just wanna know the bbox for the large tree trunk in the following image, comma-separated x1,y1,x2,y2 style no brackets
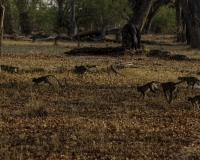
187,1,200,49
57,2,64,29
54,0,71,34
0,3,5,72
100,23,106,40
143,0,166,34
121,0,154,49
70,0,76,35
176,0,186,42
75,28,121,39
186,21,190,44
130,0,154,32
15,0,39,36
4,0,13,34
180,0,200,49
122,23,138,49
19,12,31,36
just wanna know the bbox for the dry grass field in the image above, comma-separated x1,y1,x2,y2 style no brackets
1,34,200,159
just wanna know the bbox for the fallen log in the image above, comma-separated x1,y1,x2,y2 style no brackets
147,49,170,58
49,25,72,44
30,32,51,42
169,54,190,61
64,47,126,56
75,30,100,39
74,28,121,39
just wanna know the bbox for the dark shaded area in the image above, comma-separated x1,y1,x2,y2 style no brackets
1,65,19,73
74,28,121,39
147,49,191,61
30,32,51,42
64,47,126,56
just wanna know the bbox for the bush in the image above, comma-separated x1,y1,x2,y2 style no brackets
151,5,176,33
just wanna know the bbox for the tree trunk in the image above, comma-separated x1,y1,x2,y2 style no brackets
70,0,76,36
19,12,31,36
176,0,186,42
75,28,121,39
130,0,154,32
121,0,153,49
55,0,71,32
14,0,38,36
100,23,106,40
57,3,63,29
0,3,5,72
180,0,200,49
143,0,166,34
143,12,154,34
122,23,138,49
186,21,190,44
0,4,4,54
4,1,13,34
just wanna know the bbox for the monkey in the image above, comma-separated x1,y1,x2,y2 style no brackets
161,81,184,104
188,95,200,110
1,65,19,73
7,66,19,73
178,76,200,90
86,64,97,69
32,75,63,88
107,65,125,77
74,65,92,76
137,81,160,99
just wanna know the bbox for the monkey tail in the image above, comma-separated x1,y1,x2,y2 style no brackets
86,68,93,73
63,77,67,86
196,80,200,86
110,65,125,77
47,75,63,88
177,77,184,81
174,81,184,85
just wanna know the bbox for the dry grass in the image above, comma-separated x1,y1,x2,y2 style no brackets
1,35,200,159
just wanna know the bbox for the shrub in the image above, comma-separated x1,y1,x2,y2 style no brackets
151,5,176,33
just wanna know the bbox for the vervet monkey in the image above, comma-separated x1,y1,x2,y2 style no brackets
32,75,63,88
161,81,183,104
137,81,160,99
74,65,92,76
178,76,200,89
188,95,200,110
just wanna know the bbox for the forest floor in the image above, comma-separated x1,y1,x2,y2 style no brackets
1,34,200,159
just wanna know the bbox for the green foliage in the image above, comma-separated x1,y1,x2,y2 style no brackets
53,0,71,31
151,5,176,33
2,0,131,34
2,0,177,34
77,0,132,30
33,1,57,32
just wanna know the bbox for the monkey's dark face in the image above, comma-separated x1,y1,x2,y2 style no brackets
137,87,140,92
188,97,192,102
32,78,37,82
178,77,182,80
